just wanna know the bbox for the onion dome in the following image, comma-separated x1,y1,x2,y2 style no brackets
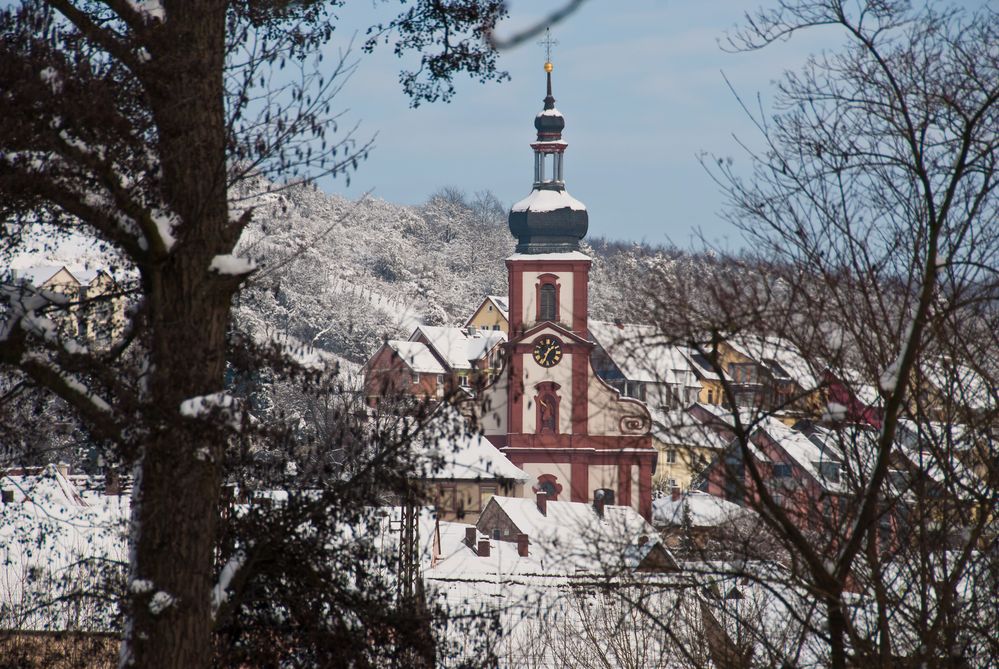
508,61,588,254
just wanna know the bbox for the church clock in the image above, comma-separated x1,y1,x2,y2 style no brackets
532,335,563,368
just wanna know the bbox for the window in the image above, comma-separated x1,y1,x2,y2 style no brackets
438,486,456,512
458,375,469,387
479,485,496,510
411,373,420,385
492,528,501,540
773,463,792,478
666,449,677,464
707,389,713,404
539,283,556,321
667,478,678,489
492,324,500,330
436,374,444,385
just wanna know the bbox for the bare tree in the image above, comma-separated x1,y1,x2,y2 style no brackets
619,1,998,667
0,1,511,666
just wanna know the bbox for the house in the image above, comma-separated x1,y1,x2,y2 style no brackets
363,326,506,406
652,489,756,549
463,295,509,334
588,319,701,410
7,265,124,348
649,409,731,492
681,334,821,419
703,417,849,537
415,424,530,523
439,492,677,576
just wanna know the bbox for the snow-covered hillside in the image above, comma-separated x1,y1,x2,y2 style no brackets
230,180,700,364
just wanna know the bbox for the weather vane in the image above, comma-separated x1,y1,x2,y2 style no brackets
538,27,558,69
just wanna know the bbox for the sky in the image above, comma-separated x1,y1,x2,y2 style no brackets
316,0,852,250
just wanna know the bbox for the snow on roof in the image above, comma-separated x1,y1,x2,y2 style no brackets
510,188,587,213
922,357,994,411
757,418,845,493
485,295,509,320
412,325,506,370
725,334,817,389
649,409,731,450
653,491,754,528
589,320,698,386
387,340,446,374
487,496,662,573
506,250,592,262
536,107,563,118
420,431,529,482
0,471,128,631
681,348,722,381
11,265,72,287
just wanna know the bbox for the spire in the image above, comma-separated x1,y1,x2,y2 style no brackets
507,37,588,254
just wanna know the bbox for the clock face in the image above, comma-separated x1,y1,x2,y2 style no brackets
532,335,563,368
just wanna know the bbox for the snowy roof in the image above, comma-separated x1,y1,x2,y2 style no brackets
680,348,722,381
725,334,817,389
387,340,446,374
486,496,663,573
506,250,592,262
589,320,698,386
420,431,530,482
653,491,754,528
922,357,994,411
411,325,506,371
0,470,128,632
536,107,563,118
510,188,587,214
481,295,510,321
756,418,845,493
649,409,731,450
10,265,74,287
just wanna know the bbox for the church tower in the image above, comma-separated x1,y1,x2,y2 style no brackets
480,54,656,520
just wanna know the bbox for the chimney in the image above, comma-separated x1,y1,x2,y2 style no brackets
1,489,14,504
536,491,547,516
465,527,477,549
477,539,490,557
593,489,606,518
671,486,681,502
56,461,70,478
638,535,648,547
516,533,529,557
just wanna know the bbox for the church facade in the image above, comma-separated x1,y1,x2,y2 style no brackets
479,62,656,520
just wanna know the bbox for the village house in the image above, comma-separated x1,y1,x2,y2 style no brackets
8,265,124,347
702,417,851,538
463,295,509,335
363,325,506,406
652,488,756,550
416,424,530,523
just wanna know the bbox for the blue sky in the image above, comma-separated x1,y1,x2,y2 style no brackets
316,1,974,249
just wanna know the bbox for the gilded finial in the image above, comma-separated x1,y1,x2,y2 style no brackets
544,61,553,73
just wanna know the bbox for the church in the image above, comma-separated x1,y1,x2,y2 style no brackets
477,59,657,520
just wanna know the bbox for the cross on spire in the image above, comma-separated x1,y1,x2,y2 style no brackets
538,27,558,65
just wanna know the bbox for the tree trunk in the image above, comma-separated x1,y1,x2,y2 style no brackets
123,2,233,666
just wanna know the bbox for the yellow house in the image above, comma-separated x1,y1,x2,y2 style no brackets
11,265,125,348
650,412,730,492
463,295,509,335
681,334,823,422
419,429,529,523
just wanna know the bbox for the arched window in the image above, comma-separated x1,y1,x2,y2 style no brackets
539,283,556,321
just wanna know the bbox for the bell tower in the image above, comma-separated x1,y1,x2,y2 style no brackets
479,45,657,520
